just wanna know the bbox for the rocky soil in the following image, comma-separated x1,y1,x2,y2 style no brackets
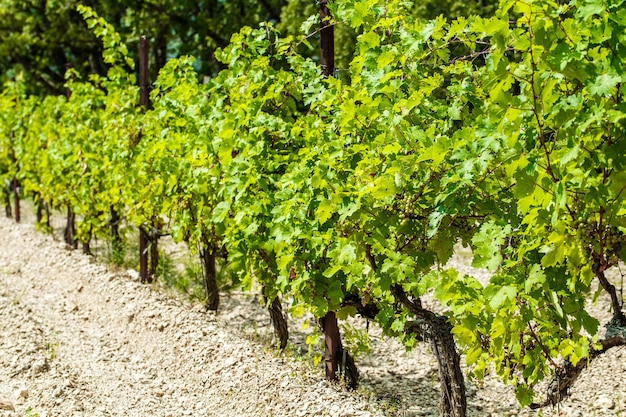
0,214,625,417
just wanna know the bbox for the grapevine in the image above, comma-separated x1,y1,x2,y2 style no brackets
1,1,626,415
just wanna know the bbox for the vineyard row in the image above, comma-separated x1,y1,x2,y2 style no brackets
1,1,626,416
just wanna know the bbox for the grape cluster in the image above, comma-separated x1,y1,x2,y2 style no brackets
392,192,425,229
579,220,624,259
396,192,420,220
605,227,623,258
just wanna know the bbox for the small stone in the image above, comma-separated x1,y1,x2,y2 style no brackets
0,398,15,411
595,395,615,410
18,388,29,398
559,406,583,417
224,356,238,367
30,358,49,376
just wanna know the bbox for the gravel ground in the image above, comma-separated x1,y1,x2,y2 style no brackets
0,214,624,417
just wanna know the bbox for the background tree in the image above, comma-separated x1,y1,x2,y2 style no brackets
0,0,287,94
0,0,497,94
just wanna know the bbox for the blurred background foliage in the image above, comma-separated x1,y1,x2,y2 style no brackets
0,0,497,94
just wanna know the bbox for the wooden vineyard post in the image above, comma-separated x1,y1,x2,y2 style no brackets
12,176,19,223
64,65,77,248
138,35,158,283
139,35,150,108
149,227,159,279
9,131,20,223
320,0,334,79
320,0,339,383
138,35,150,283
139,226,149,283
318,0,358,386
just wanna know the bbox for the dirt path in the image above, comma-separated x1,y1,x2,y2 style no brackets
0,216,624,417
0,218,380,417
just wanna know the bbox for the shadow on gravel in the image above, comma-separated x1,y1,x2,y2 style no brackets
359,373,441,416
218,293,448,417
